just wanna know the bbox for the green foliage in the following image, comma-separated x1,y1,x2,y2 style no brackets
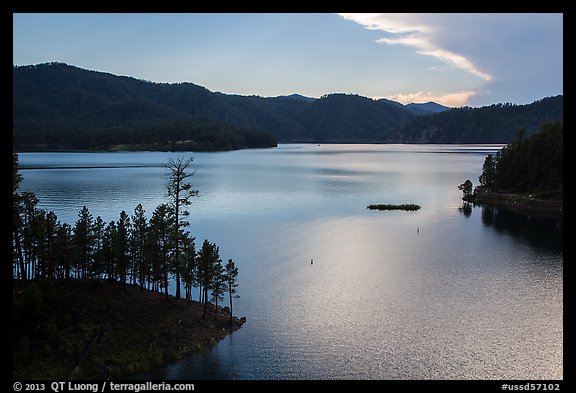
13,156,240,311
479,154,496,188
477,122,563,195
389,97,563,143
165,156,198,299
148,204,175,299
13,153,23,192
115,211,131,288
224,259,239,321
13,280,242,379
297,93,415,142
13,63,563,146
458,179,474,197
210,262,226,320
12,154,244,378
181,235,197,304
13,64,279,151
367,203,421,211
130,204,148,290
73,206,94,278
197,240,222,318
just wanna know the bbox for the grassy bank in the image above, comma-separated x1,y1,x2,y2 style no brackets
463,192,563,219
13,279,244,380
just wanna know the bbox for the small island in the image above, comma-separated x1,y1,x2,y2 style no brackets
367,203,421,211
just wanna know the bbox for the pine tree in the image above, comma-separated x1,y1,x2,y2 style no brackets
45,211,58,280
55,223,72,280
197,239,220,318
92,216,106,278
224,259,240,321
115,211,130,289
103,221,117,281
458,179,473,198
479,154,496,189
165,156,198,299
149,204,174,301
181,234,197,305
21,192,40,279
73,206,94,278
12,154,27,281
211,261,226,321
131,204,148,292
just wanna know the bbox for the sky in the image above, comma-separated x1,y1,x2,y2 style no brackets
12,13,563,107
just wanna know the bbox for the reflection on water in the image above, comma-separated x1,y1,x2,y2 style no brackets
475,205,562,252
19,145,562,380
459,203,473,218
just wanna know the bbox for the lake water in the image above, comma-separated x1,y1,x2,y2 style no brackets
18,144,563,380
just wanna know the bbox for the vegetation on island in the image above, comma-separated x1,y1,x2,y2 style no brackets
458,122,563,218
367,203,421,211
13,153,243,379
14,63,563,147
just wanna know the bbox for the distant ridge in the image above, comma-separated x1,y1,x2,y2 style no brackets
405,102,450,115
388,96,563,143
13,63,563,148
276,93,317,102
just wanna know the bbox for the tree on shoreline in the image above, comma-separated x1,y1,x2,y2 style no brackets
224,259,239,322
149,204,174,302
12,154,26,282
474,122,562,196
131,204,148,292
197,240,221,318
92,216,105,279
181,234,197,305
12,154,240,315
210,261,226,321
103,220,117,281
45,211,58,280
115,211,131,290
165,156,198,300
458,179,473,198
73,206,94,279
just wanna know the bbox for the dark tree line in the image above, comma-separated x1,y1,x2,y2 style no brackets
13,118,278,152
388,96,563,143
475,122,563,196
12,153,239,320
14,63,563,146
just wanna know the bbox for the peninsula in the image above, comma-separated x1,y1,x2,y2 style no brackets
458,122,562,219
13,279,245,380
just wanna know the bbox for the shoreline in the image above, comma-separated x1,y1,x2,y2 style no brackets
462,192,563,219
13,143,277,154
13,279,245,380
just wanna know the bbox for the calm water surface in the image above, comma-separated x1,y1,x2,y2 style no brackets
19,144,563,380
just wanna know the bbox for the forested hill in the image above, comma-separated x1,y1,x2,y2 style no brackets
13,63,563,148
13,63,280,151
12,63,418,147
387,96,563,143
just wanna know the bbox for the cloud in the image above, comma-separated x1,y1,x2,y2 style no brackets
339,13,431,34
383,90,479,107
338,13,493,81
